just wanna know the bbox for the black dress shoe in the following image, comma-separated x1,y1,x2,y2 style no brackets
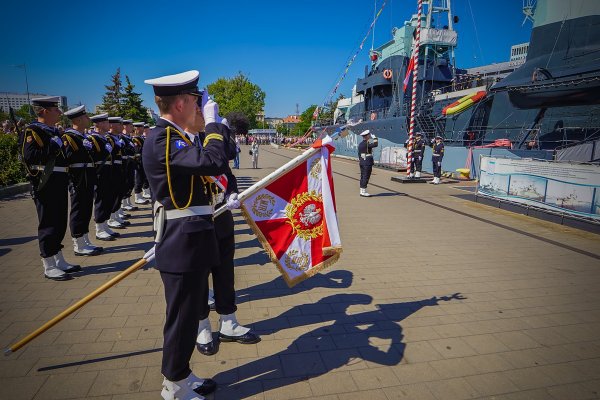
196,340,218,356
218,331,261,344
62,265,82,273
45,273,72,281
109,231,120,237
74,248,102,256
192,378,217,396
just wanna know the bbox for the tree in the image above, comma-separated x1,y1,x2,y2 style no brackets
292,105,318,136
207,72,265,129
122,76,149,122
100,68,123,116
14,104,35,123
318,94,345,123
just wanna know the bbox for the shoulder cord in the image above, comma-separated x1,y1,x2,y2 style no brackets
165,126,203,210
22,128,42,177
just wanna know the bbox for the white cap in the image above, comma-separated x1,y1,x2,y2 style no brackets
359,130,370,136
31,96,61,107
64,105,86,119
144,70,201,96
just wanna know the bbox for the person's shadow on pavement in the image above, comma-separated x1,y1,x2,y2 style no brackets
213,292,465,399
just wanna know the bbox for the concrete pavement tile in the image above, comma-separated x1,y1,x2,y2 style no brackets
402,341,444,363
337,389,388,400
349,366,401,389
493,331,542,351
463,334,512,354
546,382,600,400
426,377,481,399
96,327,141,342
501,367,555,390
85,316,128,330
309,371,358,396
427,337,479,359
464,372,520,396
383,382,437,399
463,354,514,374
0,375,47,400
391,363,441,385
33,371,98,400
262,377,313,400
429,358,479,379
87,366,147,396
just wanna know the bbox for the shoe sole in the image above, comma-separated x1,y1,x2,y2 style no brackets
96,236,116,241
74,250,102,256
218,335,261,344
45,274,72,281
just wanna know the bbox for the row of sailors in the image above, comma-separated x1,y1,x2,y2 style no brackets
20,96,152,280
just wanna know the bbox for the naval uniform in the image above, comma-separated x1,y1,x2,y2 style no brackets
89,132,114,224
358,135,378,189
408,137,426,174
132,136,147,195
108,133,126,214
63,129,98,239
121,134,137,202
21,122,69,258
432,140,445,179
143,117,231,381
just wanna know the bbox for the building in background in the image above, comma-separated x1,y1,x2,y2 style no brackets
0,93,67,112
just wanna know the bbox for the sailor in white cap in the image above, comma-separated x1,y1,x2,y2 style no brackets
88,114,120,240
106,117,129,228
143,70,234,400
63,105,103,256
119,119,138,212
131,122,150,204
22,97,81,280
430,135,445,184
358,129,378,196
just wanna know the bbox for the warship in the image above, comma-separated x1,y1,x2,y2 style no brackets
320,0,600,173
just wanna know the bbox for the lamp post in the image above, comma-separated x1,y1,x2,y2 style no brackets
12,64,31,114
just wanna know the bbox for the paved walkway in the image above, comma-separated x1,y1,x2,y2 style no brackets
0,144,599,400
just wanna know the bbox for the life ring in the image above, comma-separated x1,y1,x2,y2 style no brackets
383,69,393,80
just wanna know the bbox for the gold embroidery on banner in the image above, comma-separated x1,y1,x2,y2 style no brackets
309,157,322,179
252,193,276,218
285,191,323,240
283,249,310,272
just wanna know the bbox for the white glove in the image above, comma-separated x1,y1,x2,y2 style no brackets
50,136,62,148
105,143,113,153
437,161,441,166
221,117,230,128
83,139,93,150
370,133,376,139
202,91,219,124
226,193,241,210
418,156,422,161
118,138,125,146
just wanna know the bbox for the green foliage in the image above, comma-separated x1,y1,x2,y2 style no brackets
0,134,26,186
276,124,288,135
122,76,149,122
292,105,317,136
318,94,345,123
100,68,123,116
0,110,9,122
207,73,266,129
14,105,35,123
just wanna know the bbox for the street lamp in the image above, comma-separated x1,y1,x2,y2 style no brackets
12,64,31,114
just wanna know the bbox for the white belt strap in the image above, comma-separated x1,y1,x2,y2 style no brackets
70,163,94,168
165,205,214,220
31,165,68,173
113,160,123,164
95,160,111,165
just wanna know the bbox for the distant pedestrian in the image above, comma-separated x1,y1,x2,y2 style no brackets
251,140,259,168
358,129,378,197
233,136,240,169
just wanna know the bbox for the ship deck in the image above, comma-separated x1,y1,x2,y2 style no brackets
0,144,599,399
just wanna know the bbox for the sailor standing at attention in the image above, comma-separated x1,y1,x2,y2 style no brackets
62,105,103,256
20,97,81,281
120,119,138,212
430,135,445,184
132,121,150,205
358,129,378,197
89,114,121,241
143,70,231,400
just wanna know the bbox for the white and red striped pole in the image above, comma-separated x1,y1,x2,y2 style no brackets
407,0,423,177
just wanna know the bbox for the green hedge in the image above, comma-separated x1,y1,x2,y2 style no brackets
0,133,26,187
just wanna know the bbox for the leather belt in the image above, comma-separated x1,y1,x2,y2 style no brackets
31,165,68,173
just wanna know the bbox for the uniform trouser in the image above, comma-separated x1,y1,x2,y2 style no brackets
69,168,96,237
359,164,373,189
133,162,146,194
160,269,210,381
432,158,442,178
124,161,135,197
111,164,125,213
94,168,113,223
212,209,237,315
33,172,68,258
411,153,423,173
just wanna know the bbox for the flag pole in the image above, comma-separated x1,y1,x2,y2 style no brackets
215,125,350,218
4,247,155,356
407,0,423,177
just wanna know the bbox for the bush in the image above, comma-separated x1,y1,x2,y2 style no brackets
0,133,26,186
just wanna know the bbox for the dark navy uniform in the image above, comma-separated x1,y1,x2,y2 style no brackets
63,128,97,240
132,135,147,196
21,121,69,258
121,133,137,203
412,136,426,174
358,132,378,189
143,117,231,382
88,131,114,225
432,138,445,179
107,133,126,214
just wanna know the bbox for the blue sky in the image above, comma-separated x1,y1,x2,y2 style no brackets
1,0,531,117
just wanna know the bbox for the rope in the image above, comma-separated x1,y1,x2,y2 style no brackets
407,0,423,177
